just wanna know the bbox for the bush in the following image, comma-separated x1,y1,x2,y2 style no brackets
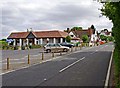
66,36,71,43
113,48,120,88
82,35,89,43
30,45,41,49
14,46,19,50
21,46,25,50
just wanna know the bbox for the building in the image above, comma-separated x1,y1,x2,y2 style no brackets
100,30,112,36
7,30,68,47
69,28,98,46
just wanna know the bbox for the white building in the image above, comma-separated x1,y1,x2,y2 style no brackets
7,30,68,47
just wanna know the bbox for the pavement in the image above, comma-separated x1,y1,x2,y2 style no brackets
2,42,114,87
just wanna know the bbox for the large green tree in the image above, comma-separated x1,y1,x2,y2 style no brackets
71,27,82,31
101,1,120,88
82,35,89,43
101,2,120,50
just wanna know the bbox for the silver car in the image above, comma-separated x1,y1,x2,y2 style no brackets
44,43,70,53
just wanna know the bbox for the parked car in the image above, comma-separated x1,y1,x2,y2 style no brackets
44,43,70,53
59,42,74,48
99,41,105,45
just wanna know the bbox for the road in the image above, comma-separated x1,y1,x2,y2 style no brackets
2,43,114,87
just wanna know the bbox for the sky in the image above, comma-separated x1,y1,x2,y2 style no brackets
1,0,113,39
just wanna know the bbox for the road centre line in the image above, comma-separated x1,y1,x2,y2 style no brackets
90,52,96,54
59,57,85,73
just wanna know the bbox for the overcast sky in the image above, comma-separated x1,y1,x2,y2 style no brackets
1,0,113,39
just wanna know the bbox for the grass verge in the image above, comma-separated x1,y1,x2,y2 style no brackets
113,48,120,88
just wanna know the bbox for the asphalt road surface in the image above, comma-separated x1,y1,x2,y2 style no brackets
2,43,114,87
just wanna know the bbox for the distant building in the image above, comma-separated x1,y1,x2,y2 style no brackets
100,30,112,36
69,28,98,46
7,30,68,47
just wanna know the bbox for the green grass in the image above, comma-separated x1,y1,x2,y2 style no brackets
113,48,120,88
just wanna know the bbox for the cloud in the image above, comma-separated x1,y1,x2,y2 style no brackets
1,0,113,39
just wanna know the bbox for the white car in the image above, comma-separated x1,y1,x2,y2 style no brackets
44,43,70,53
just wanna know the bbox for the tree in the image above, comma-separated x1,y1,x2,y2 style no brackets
90,25,96,34
104,29,108,32
65,36,71,43
101,2,120,87
71,27,82,31
1,39,6,41
101,2,120,50
100,35,107,41
108,36,114,41
82,35,89,43
91,25,95,30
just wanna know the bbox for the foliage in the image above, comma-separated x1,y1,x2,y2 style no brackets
113,48,120,88
108,36,114,41
30,45,41,49
82,35,89,43
100,35,107,41
1,39,6,41
91,25,95,29
71,27,82,31
101,2,120,50
90,25,96,34
65,36,71,43
101,2,120,88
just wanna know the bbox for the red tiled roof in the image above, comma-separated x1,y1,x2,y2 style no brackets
72,28,94,38
8,32,29,39
8,30,68,39
32,30,68,38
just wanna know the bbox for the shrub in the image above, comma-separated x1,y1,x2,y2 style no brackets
82,35,89,43
30,45,41,49
113,48,120,88
66,36,71,43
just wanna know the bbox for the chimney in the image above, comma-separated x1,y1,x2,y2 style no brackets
27,29,29,32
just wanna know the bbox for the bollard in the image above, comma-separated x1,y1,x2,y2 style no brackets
7,58,10,70
42,52,44,60
52,52,54,57
28,54,30,64
60,52,62,56
75,47,77,51
71,47,73,52
80,45,82,50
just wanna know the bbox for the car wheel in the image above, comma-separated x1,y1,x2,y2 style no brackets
46,49,51,53
63,48,68,52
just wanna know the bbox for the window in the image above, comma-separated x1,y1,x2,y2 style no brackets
71,35,74,37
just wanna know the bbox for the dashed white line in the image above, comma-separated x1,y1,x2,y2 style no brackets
90,52,96,54
59,57,85,73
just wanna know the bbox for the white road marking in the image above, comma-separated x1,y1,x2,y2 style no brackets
44,78,47,81
59,57,85,73
0,46,94,75
104,49,114,87
90,52,96,54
